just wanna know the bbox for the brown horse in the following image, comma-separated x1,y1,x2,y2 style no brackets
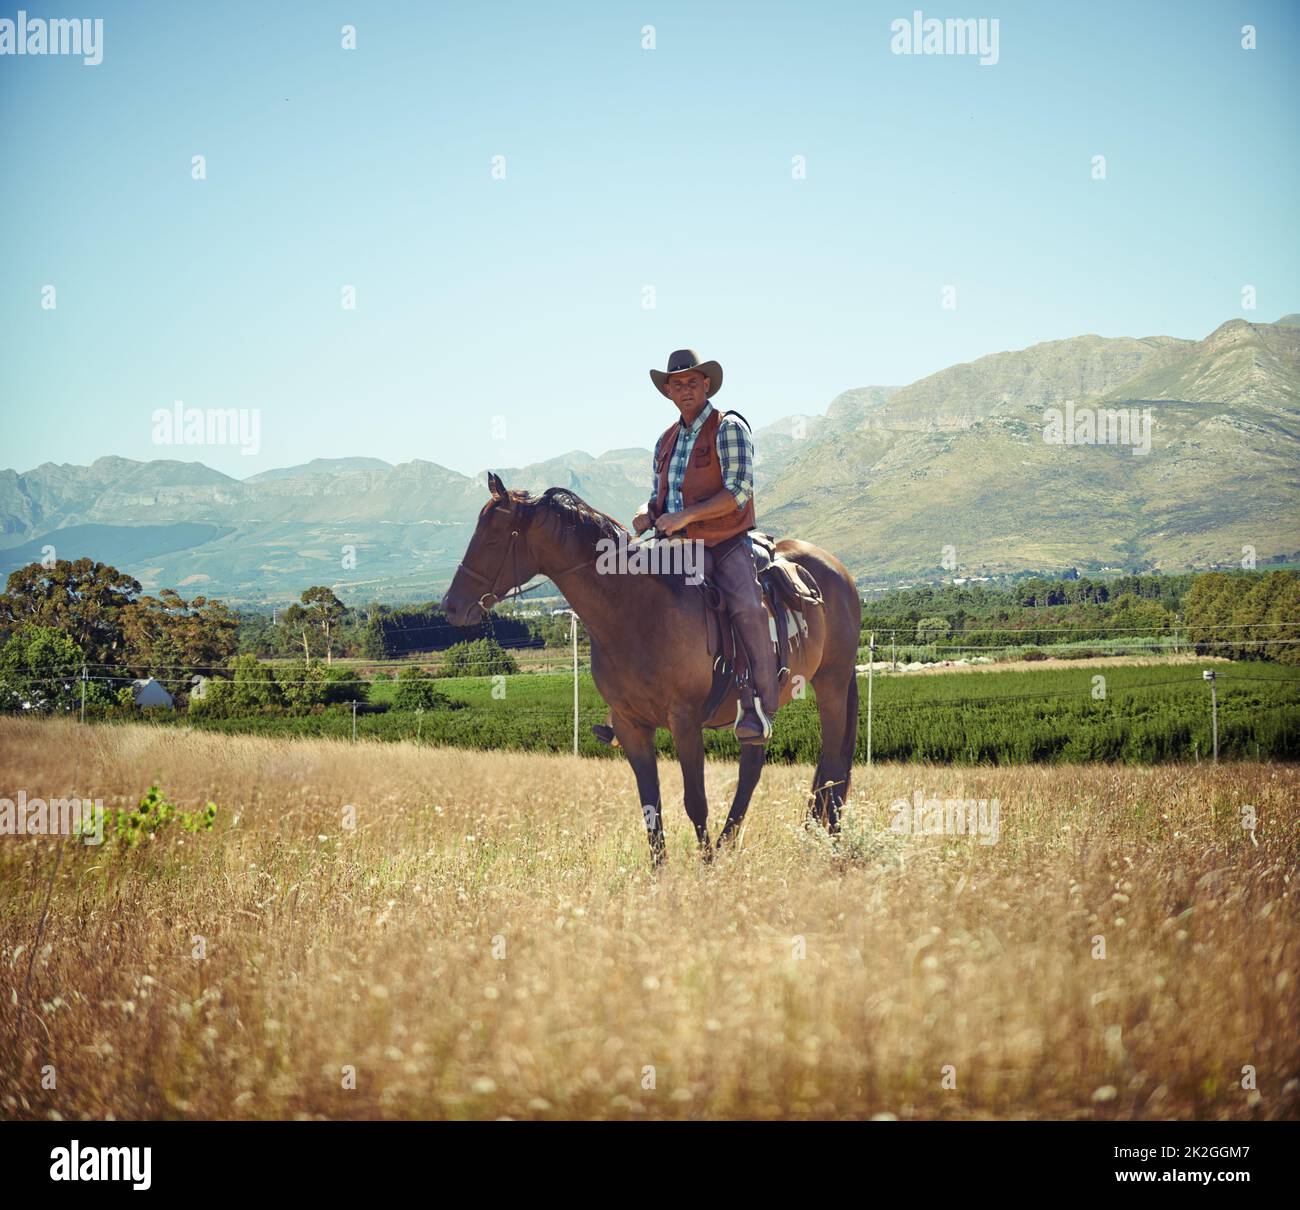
442,473,862,863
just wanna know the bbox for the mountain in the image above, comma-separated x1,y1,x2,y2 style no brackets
0,450,654,604
1096,317,1300,410
753,387,900,487
244,457,394,483
2,315,1296,601
762,317,1300,577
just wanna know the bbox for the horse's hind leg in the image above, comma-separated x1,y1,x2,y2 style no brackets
716,742,766,850
809,668,855,834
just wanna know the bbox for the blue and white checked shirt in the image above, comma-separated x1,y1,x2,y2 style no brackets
648,401,754,516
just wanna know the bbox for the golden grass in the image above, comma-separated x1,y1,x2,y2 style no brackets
1,717,1296,1121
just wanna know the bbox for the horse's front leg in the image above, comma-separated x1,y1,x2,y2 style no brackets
716,742,766,850
615,718,665,867
668,713,712,863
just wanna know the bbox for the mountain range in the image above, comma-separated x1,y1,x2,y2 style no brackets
3,316,1297,604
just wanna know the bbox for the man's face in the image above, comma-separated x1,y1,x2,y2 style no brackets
664,369,709,410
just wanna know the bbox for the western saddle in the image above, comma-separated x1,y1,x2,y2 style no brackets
696,531,823,728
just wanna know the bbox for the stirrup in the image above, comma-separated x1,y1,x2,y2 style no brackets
733,696,773,745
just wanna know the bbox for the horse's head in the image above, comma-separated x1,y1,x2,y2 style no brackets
443,472,542,627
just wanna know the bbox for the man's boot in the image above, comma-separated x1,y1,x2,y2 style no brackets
591,709,620,748
730,607,781,744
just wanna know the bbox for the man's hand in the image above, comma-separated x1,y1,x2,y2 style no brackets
654,510,690,537
632,505,655,534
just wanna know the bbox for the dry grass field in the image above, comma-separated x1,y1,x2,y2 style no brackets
1,717,1296,1121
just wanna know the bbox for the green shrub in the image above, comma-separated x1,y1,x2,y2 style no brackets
441,638,519,678
393,666,448,710
321,666,367,705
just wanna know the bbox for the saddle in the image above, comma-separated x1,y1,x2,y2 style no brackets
697,530,823,727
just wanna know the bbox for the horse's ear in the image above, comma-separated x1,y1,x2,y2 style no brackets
487,471,507,500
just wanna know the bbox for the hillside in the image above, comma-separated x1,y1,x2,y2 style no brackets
762,317,1300,577
3,316,1296,600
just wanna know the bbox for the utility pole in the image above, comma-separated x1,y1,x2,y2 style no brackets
549,606,582,754
571,611,579,757
1202,670,1218,763
891,631,896,672
866,631,875,767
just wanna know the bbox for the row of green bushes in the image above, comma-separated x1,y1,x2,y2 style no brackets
189,656,463,718
126,662,1300,765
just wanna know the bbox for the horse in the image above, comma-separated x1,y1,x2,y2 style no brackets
441,473,863,864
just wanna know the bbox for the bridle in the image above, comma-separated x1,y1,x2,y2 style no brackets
454,496,596,613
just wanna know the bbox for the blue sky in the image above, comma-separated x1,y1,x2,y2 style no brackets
2,0,1297,480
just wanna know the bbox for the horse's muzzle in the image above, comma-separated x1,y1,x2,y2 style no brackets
444,597,486,627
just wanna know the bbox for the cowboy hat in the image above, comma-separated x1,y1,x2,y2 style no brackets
649,348,723,398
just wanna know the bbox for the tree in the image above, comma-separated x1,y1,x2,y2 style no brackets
212,654,284,714
280,602,316,663
1184,570,1300,664
1106,593,1173,639
300,586,347,664
915,616,950,645
276,659,327,711
0,625,106,713
1254,572,1300,666
121,589,239,697
320,666,367,705
1183,572,1242,655
0,559,140,669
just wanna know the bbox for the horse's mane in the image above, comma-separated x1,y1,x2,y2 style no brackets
515,486,631,548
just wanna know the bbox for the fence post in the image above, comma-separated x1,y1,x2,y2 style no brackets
1202,670,1218,763
80,663,87,724
351,699,358,743
866,631,875,767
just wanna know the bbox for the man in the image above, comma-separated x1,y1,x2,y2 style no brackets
631,348,780,744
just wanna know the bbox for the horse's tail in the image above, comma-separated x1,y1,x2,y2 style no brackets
842,673,860,792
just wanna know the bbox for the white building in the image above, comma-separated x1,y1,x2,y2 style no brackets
131,678,174,709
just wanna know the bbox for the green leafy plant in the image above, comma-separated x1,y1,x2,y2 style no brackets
105,782,218,848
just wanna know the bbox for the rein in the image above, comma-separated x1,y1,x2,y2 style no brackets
454,499,604,611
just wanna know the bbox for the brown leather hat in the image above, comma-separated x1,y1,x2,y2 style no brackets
649,348,723,398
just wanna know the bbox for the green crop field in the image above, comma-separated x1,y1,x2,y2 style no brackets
132,661,1300,764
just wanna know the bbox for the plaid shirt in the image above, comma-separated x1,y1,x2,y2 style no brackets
648,401,754,516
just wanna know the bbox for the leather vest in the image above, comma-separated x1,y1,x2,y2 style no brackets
654,407,756,546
